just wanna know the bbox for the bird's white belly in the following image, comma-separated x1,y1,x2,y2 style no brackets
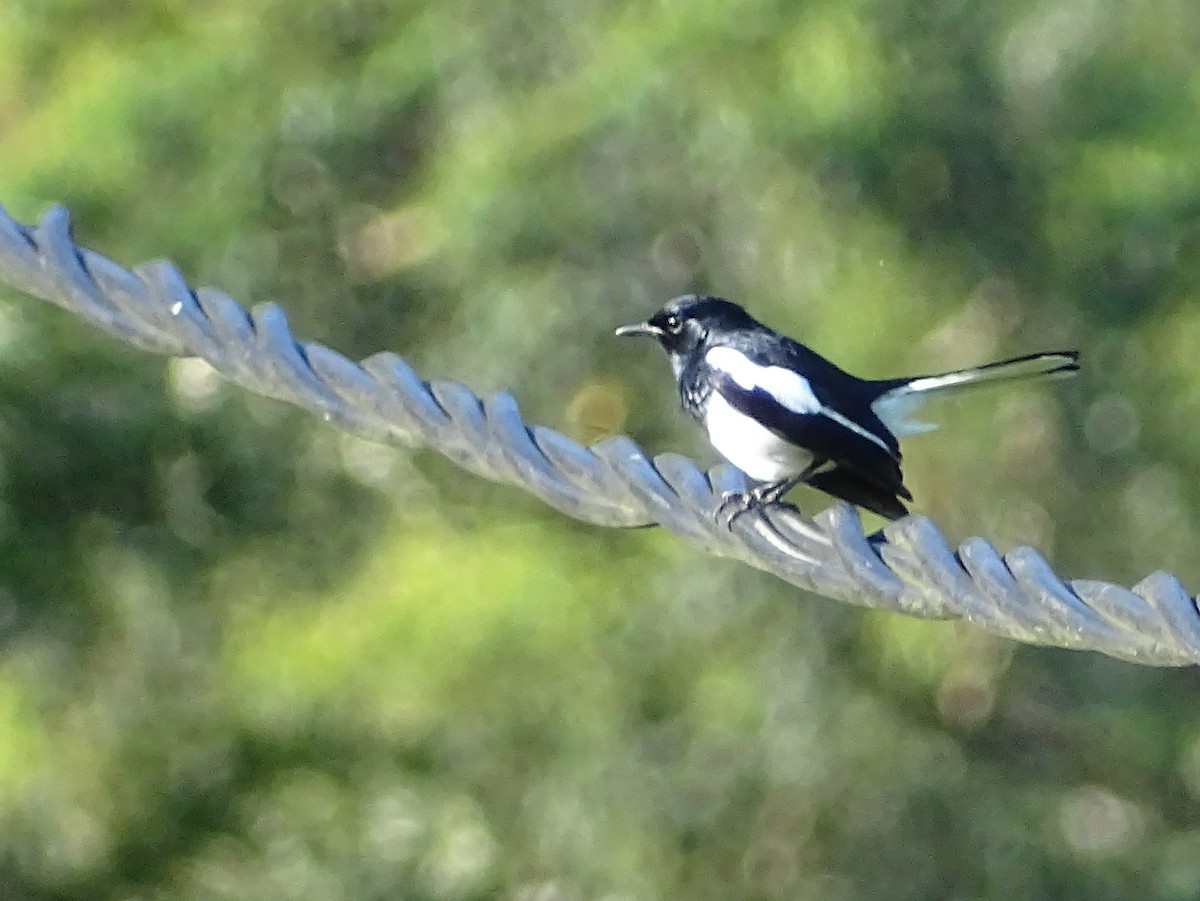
704,393,813,482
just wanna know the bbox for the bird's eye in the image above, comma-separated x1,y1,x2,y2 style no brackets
664,314,682,332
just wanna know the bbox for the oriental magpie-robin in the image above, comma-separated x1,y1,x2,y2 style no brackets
616,295,1079,523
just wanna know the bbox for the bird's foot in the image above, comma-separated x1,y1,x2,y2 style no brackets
716,489,758,529
716,483,793,530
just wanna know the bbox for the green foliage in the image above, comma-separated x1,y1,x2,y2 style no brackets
1,0,1200,897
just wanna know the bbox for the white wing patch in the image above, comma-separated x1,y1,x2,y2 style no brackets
705,345,895,456
821,405,896,453
705,346,820,415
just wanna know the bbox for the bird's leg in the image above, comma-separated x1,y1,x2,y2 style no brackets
717,460,824,529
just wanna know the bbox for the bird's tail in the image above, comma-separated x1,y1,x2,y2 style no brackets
871,351,1080,437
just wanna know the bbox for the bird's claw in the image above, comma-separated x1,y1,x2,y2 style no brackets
716,470,811,529
716,490,757,529
716,488,793,530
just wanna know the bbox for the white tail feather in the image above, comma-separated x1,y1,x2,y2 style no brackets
872,351,1079,437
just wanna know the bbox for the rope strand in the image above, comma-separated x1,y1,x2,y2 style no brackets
0,203,1195,666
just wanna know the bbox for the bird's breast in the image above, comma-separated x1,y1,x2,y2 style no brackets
704,391,814,482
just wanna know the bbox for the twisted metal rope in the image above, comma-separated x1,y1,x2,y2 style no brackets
0,203,1196,666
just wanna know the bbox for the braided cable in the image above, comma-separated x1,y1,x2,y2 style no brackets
0,203,1196,666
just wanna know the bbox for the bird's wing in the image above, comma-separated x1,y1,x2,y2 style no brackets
705,349,908,499
734,334,903,452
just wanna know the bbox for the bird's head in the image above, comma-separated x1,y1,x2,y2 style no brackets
615,295,756,359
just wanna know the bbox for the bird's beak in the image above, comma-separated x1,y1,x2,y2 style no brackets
614,321,661,338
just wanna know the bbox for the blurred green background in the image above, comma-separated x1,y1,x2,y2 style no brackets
2,0,1200,898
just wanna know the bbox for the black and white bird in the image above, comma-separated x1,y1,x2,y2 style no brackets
616,295,1079,523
